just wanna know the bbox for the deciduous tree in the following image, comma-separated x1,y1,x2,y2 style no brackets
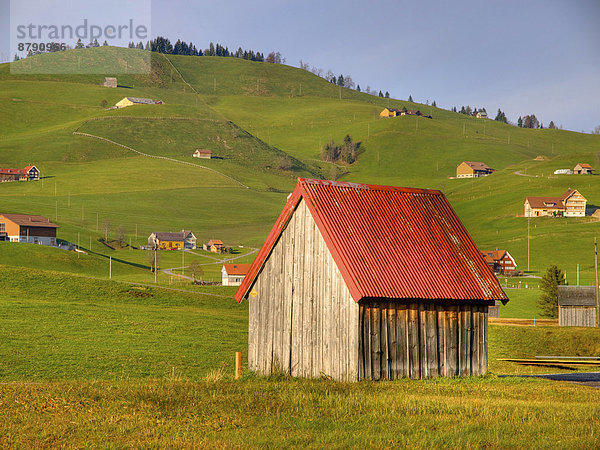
538,265,565,318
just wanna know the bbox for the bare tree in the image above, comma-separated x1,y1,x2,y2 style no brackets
592,125,600,135
117,225,126,247
343,75,355,90
325,70,335,83
299,59,310,71
189,261,203,282
102,220,111,241
311,66,323,77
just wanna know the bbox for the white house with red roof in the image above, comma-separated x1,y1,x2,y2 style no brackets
0,165,40,182
524,189,586,217
221,263,252,286
236,178,507,381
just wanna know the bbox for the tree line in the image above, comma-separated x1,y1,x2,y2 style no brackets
127,37,283,63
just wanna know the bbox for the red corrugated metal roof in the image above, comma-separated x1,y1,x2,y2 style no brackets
235,178,508,304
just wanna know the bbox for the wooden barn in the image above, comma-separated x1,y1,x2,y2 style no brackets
235,178,508,381
558,286,597,327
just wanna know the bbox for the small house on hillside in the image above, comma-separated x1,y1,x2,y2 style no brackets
0,213,59,246
148,230,196,250
474,110,488,119
193,149,213,159
102,77,117,88
524,189,586,217
115,97,160,108
222,263,252,286
236,178,508,381
0,165,40,182
558,286,597,327
456,161,495,178
401,109,422,116
203,239,225,253
481,250,517,275
574,163,594,175
379,108,401,118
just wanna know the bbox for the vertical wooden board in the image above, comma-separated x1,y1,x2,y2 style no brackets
418,303,427,379
247,279,257,372
371,305,381,380
447,305,458,376
426,305,439,378
358,304,365,380
408,305,420,379
290,207,304,377
471,306,480,375
365,305,372,380
464,305,472,375
388,302,398,380
479,305,486,375
323,249,332,378
264,250,276,374
437,305,446,377
483,306,488,372
310,221,320,378
348,294,359,382
457,305,466,376
271,238,282,372
381,304,389,379
397,304,408,378
281,213,294,372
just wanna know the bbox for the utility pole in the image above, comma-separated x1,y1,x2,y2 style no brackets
182,249,185,276
55,201,58,221
527,218,531,272
109,256,112,279
154,248,158,283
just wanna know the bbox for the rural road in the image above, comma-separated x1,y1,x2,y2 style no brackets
162,247,258,280
501,372,600,388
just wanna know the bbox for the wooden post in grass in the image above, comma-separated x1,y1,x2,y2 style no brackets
109,256,112,279
154,249,158,284
235,352,241,380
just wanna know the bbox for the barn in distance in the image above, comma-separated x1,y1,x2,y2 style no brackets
236,178,508,381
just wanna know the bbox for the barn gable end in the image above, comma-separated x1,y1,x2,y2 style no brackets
248,199,359,381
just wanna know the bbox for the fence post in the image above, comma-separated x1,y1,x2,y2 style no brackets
235,352,241,380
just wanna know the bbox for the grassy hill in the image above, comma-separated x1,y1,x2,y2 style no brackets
1,46,599,306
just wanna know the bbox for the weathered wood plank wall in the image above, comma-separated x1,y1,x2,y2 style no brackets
559,306,596,327
248,199,359,381
358,301,488,379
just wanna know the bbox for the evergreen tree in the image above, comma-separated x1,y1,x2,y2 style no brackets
103,40,108,46
136,41,143,49
408,95,413,102
385,91,390,98
209,42,215,56
432,100,436,107
337,74,345,86
13,54,20,61
75,38,85,49
495,108,508,123
538,265,565,318
356,85,361,92
460,106,466,114
517,116,523,128
548,121,557,129
378,90,384,97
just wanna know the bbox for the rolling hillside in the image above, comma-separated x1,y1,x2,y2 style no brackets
1,46,599,290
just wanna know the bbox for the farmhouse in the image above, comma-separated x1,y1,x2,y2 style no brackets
456,161,495,178
193,149,213,159
0,214,59,246
379,108,401,118
481,250,518,275
0,165,40,182
222,263,252,286
573,163,594,175
474,110,487,119
236,178,508,381
102,77,117,88
203,239,225,253
401,109,422,116
558,286,597,327
148,230,196,250
115,97,160,108
524,189,586,217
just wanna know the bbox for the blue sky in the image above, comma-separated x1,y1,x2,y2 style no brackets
1,0,599,132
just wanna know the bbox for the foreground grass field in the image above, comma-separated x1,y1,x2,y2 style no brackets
2,265,600,446
2,377,600,448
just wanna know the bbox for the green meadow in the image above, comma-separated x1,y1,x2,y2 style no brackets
1,46,600,445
